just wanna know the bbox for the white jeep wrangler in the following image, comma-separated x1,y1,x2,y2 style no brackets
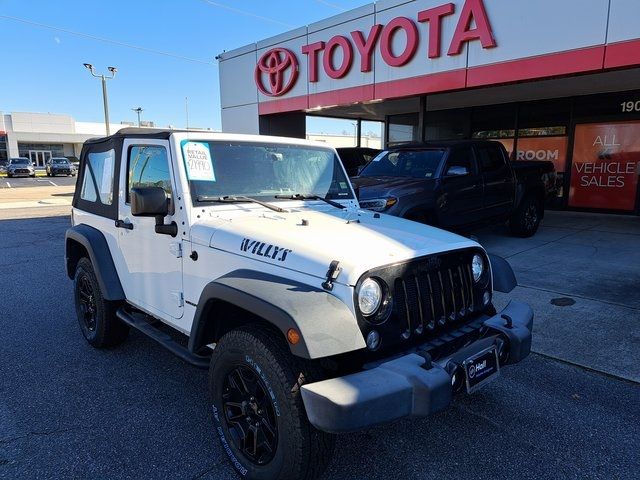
65,129,533,480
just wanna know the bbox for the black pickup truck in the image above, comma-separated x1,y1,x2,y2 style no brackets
351,140,556,237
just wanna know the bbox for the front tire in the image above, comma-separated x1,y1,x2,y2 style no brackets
510,195,542,237
73,257,129,347
209,326,334,480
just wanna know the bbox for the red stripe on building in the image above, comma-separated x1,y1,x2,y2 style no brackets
259,95,309,115
466,45,606,88
604,38,640,69
308,84,375,110
374,69,466,100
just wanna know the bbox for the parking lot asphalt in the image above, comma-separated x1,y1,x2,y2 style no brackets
0,211,638,479
0,176,77,189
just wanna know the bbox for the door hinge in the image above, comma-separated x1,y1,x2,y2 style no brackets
171,291,184,308
169,242,183,258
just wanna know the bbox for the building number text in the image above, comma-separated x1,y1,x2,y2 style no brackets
620,100,640,113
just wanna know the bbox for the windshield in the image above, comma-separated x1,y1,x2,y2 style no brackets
181,141,354,203
359,149,445,179
52,158,69,164
11,158,29,165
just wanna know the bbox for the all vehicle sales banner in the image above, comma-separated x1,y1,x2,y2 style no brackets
569,122,640,211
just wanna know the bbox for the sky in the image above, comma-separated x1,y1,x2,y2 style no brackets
0,0,369,132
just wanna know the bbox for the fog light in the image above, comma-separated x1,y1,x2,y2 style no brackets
366,330,380,350
483,290,491,306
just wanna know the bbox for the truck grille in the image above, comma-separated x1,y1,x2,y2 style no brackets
355,248,490,352
393,263,475,339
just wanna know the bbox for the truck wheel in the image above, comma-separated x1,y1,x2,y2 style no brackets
510,196,542,238
209,326,335,480
73,257,129,347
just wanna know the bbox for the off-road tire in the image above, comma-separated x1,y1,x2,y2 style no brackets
509,195,542,238
73,257,129,347
208,326,335,480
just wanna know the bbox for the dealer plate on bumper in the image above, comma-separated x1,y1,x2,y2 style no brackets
463,346,500,394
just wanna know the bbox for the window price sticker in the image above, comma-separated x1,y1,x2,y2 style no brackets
182,141,216,181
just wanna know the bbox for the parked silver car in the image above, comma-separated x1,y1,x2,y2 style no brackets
46,157,77,177
7,158,36,178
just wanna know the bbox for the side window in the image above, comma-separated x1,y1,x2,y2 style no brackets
127,145,172,203
80,149,115,205
444,147,474,176
476,145,507,173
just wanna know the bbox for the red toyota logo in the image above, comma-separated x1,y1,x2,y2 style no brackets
255,48,299,97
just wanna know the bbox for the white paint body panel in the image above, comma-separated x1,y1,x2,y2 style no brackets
115,139,185,325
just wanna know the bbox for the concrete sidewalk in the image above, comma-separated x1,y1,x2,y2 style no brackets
0,185,74,211
477,210,640,382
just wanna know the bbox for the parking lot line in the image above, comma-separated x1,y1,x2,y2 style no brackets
49,180,58,186
6,182,11,188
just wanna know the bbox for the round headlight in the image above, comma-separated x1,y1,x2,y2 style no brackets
358,278,382,316
472,254,484,282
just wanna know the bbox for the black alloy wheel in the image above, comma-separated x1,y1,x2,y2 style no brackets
73,257,129,347
523,203,539,232
222,365,278,466
77,275,97,335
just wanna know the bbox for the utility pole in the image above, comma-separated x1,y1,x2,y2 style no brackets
132,107,144,127
83,63,117,135
185,97,190,130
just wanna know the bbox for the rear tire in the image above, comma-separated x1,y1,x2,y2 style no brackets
509,195,542,237
208,326,335,480
73,257,129,347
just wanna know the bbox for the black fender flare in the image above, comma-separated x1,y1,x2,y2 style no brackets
488,254,517,293
188,270,365,359
65,224,125,301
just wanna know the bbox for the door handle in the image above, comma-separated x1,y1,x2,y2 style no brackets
115,219,134,230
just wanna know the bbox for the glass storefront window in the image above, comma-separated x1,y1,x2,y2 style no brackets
388,113,419,145
518,126,567,137
0,135,7,162
569,121,640,212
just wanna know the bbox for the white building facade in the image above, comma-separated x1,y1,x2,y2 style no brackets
218,0,640,214
0,112,123,166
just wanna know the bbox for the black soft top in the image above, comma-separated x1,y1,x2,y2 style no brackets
83,128,190,145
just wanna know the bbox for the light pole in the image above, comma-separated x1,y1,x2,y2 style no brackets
83,63,117,135
132,107,143,127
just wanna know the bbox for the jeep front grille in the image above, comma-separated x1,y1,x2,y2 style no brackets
393,263,475,339
355,248,491,353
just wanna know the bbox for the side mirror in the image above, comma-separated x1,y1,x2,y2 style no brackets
131,186,168,217
445,165,470,177
130,187,177,237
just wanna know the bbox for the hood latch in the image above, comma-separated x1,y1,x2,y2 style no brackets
322,260,341,291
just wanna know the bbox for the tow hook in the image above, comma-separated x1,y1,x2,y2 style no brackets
322,260,341,291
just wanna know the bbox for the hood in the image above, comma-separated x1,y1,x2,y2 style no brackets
351,176,436,199
191,206,478,287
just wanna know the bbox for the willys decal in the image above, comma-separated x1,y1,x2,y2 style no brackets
240,238,292,262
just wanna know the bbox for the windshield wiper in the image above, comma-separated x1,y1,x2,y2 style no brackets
196,195,287,213
274,193,346,210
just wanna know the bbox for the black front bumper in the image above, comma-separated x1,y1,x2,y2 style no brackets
301,300,533,433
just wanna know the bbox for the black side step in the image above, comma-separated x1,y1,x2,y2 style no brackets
116,308,211,369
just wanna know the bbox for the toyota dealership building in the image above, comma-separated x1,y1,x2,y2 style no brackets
219,0,640,214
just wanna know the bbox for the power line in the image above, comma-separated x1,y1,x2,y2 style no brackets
0,14,214,66
315,0,346,11
198,0,295,28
